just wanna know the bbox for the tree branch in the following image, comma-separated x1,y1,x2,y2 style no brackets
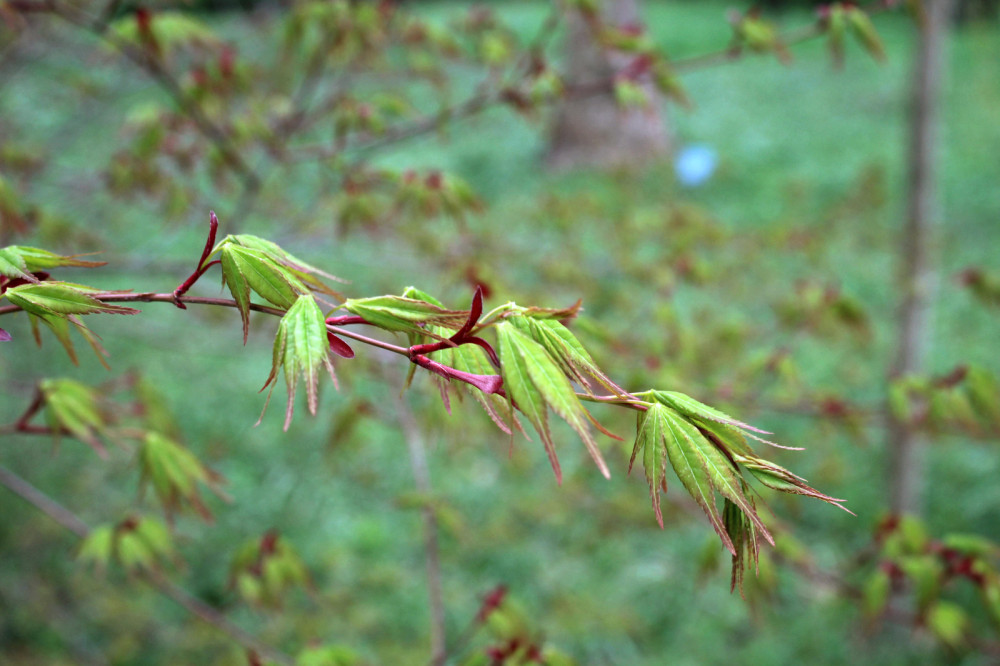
0,464,295,665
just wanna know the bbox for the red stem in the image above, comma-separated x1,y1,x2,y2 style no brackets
171,211,220,308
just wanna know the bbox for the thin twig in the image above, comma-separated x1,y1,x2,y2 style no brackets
0,464,295,665
17,0,261,192
396,393,447,666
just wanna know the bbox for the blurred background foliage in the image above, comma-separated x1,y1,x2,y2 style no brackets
1,0,999,664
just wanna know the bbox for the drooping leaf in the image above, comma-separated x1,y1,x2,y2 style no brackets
724,497,760,595
509,315,628,398
114,516,177,574
659,406,772,547
229,531,310,608
847,7,886,62
33,312,110,368
261,295,336,430
497,321,610,481
496,321,558,482
629,402,670,527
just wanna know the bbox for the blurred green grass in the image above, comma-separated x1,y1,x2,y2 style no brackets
1,2,999,664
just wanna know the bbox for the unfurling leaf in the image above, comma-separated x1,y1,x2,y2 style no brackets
261,295,336,430
343,295,468,336
497,321,609,483
2,245,106,272
219,244,307,342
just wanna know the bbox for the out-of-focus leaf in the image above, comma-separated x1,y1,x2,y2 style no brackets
230,531,310,608
261,295,336,430
927,601,968,648
40,378,110,456
295,645,359,666
139,431,225,521
85,516,176,574
863,568,891,618
847,7,886,62
965,366,1000,427
899,554,943,611
77,524,115,573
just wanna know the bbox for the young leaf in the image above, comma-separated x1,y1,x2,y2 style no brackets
629,402,670,527
27,311,110,368
0,246,36,283
733,452,853,514
220,245,305,310
847,7,886,63
225,234,344,298
724,497,761,595
509,315,628,397
497,321,609,482
439,337,522,435
661,406,772,546
6,245,106,271
261,295,336,430
4,282,139,317
343,295,468,336
497,321,559,482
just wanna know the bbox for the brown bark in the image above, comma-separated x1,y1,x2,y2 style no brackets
545,0,670,171
888,0,954,516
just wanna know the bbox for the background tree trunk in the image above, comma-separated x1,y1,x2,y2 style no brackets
887,0,955,516
545,0,670,171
